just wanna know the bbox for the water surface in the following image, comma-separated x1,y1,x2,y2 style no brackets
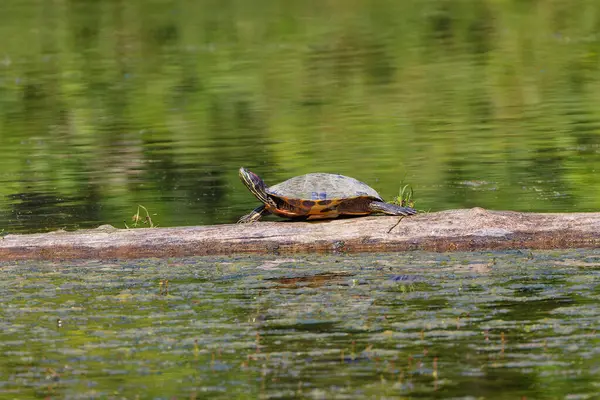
1,1,600,231
1,251,599,398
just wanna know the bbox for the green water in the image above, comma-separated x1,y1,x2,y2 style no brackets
3,3,600,397
2,251,600,398
1,0,600,231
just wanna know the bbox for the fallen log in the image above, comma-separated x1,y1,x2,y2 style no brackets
1,208,600,260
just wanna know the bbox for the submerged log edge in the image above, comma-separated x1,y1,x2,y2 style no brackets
1,208,600,261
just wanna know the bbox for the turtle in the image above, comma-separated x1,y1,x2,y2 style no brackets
238,167,417,223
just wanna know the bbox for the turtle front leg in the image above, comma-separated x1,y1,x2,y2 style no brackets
369,201,417,216
238,205,271,223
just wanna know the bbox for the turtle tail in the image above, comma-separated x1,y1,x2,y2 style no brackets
369,201,417,216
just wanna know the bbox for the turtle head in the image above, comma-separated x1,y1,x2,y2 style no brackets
239,167,274,206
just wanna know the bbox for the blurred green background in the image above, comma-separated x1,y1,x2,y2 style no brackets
1,0,600,232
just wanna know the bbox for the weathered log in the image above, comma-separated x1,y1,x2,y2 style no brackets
1,208,600,260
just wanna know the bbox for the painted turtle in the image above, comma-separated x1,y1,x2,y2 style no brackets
238,167,417,223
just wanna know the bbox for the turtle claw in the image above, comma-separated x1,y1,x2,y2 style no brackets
237,205,269,223
237,214,256,223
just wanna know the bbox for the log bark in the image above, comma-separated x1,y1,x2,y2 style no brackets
1,208,600,261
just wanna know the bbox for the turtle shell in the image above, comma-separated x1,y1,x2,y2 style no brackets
267,173,382,203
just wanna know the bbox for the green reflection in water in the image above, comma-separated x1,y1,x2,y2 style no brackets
1,0,600,232
1,250,600,398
